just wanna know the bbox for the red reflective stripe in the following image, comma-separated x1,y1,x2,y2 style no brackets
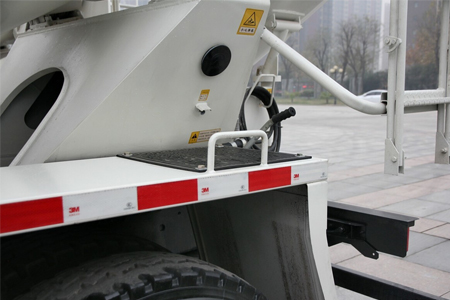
137,180,198,210
0,197,63,233
249,167,291,192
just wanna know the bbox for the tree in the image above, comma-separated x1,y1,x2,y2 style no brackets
335,19,356,90
335,17,380,94
364,71,388,92
406,1,442,89
407,1,441,67
305,28,331,97
279,33,303,93
280,54,294,92
306,28,331,73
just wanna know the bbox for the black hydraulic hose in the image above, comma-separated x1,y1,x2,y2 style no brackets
239,86,281,152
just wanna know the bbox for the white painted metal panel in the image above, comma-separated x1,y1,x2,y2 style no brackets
0,155,327,236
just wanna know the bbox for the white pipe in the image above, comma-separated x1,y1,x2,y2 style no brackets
387,0,399,139
440,0,450,140
437,0,449,136
439,0,449,90
260,29,386,115
394,0,408,167
207,131,268,173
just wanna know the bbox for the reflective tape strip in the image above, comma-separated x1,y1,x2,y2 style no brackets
291,164,327,185
137,179,198,210
0,197,63,234
249,167,292,192
0,166,309,235
63,187,137,222
198,173,248,201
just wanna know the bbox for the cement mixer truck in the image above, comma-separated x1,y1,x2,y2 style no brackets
1,0,449,299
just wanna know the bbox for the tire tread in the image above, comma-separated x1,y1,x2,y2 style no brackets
17,252,266,300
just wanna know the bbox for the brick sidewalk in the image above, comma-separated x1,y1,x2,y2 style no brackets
280,104,450,299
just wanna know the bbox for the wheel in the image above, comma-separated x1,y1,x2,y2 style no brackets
1,229,165,300
16,251,266,300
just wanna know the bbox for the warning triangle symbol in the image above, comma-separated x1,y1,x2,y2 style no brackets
192,134,197,139
243,12,257,26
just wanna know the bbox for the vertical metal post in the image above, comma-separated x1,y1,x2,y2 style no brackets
385,0,407,175
386,0,398,141
438,0,449,90
442,0,450,145
111,0,120,12
395,0,408,173
437,0,448,134
436,0,450,164
384,0,399,175
261,30,289,76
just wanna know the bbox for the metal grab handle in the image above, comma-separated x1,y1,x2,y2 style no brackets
207,130,268,173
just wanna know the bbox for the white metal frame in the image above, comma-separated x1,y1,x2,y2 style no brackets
385,0,450,174
258,0,450,175
0,132,328,237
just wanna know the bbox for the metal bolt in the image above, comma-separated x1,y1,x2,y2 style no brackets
391,156,397,162
123,152,132,157
296,153,303,157
196,165,206,170
442,148,448,154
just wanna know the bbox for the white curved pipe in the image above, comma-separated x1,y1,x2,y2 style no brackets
260,28,387,115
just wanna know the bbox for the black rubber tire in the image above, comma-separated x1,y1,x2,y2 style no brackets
1,229,166,300
15,251,266,300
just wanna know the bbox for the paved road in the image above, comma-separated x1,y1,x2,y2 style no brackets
279,104,450,299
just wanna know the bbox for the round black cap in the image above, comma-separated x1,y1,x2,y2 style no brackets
201,45,232,76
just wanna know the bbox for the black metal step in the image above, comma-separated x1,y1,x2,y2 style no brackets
118,147,311,172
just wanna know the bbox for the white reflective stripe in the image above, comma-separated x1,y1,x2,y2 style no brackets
198,173,248,201
63,187,137,222
291,163,327,185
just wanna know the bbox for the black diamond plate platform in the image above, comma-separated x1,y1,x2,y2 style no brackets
118,147,311,172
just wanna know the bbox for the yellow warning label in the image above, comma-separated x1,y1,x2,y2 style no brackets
189,131,200,143
237,9,264,36
266,88,273,93
188,128,221,144
198,89,210,101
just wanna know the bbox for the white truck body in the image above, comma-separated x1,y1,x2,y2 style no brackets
0,0,448,299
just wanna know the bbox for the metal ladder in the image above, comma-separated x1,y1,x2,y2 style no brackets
385,0,450,175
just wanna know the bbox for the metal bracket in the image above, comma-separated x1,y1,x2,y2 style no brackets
327,202,416,259
384,138,404,175
435,132,450,164
246,74,278,108
327,217,379,259
384,36,402,53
